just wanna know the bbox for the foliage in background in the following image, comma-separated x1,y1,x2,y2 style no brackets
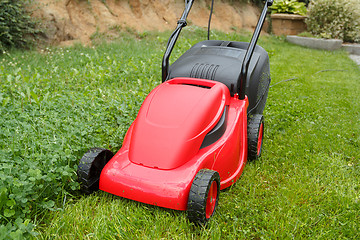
270,0,307,16
306,0,360,42
0,0,38,52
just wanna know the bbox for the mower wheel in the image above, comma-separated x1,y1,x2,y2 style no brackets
247,114,264,161
187,169,220,225
77,148,114,194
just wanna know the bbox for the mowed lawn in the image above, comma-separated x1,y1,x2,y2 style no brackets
0,28,359,239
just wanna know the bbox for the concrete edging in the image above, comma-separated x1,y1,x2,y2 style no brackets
286,35,360,65
342,44,360,55
286,35,343,51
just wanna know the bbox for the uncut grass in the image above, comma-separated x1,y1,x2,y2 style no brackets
1,28,359,238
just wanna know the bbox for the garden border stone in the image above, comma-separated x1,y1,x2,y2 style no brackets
286,35,343,51
342,44,360,55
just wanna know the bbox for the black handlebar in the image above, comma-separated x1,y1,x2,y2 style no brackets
237,0,272,99
162,0,273,93
162,0,194,82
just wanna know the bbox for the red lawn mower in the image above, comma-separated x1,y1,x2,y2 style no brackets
78,0,273,224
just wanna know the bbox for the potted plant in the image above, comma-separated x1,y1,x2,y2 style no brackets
270,0,307,35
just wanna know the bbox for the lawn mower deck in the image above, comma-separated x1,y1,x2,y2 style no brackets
100,78,248,211
78,0,273,225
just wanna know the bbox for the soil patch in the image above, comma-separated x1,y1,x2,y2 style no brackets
30,0,261,46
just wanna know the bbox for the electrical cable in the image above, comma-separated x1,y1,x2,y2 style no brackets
249,69,346,114
269,69,346,88
208,0,215,40
247,79,271,115
269,77,298,88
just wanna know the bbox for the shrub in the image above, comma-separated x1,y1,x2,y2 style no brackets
306,0,360,42
0,0,37,52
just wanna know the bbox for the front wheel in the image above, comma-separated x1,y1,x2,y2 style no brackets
247,114,264,161
77,148,114,194
187,169,220,225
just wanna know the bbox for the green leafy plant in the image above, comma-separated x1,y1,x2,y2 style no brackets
306,0,360,42
0,32,164,237
270,0,307,16
0,0,38,52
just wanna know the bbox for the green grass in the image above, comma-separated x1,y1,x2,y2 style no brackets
0,27,359,239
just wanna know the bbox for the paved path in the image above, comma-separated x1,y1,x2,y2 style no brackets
344,43,360,66
349,54,360,66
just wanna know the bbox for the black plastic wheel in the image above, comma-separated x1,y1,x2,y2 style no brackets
247,114,264,161
77,147,114,194
187,169,220,225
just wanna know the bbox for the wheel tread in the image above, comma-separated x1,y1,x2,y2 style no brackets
77,148,114,194
247,114,264,161
187,169,220,225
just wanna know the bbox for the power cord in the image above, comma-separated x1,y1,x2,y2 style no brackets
269,69,346,88
207,0,215,40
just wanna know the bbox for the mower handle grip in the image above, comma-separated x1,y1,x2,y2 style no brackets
237,0,273,99
162,0,194,82
162,0,274,85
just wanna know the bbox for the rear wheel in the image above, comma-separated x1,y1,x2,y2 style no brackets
77,148,114,194
187,169,220,225
247,114,264,161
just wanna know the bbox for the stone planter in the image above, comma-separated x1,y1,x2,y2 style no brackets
271,14,307,36
286,35,343,51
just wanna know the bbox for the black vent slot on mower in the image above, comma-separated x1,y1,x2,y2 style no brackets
190,63,219,80
200,107,228,149
181,83,212,89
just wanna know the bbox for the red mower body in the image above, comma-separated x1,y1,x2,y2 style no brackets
78,0,273,224
99,78,248,211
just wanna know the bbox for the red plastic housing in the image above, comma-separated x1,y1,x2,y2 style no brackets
99,77,248,211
